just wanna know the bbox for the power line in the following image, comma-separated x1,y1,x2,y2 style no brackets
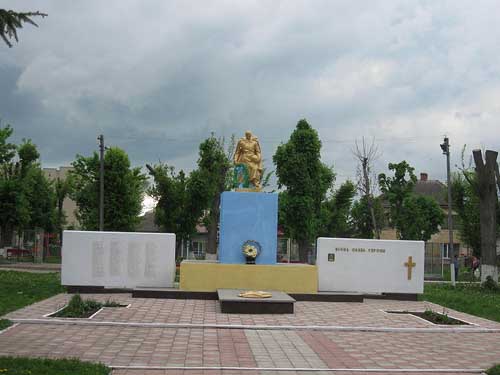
109,134,448,145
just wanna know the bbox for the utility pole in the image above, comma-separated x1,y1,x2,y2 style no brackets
440,136,455,286
98,134,104,231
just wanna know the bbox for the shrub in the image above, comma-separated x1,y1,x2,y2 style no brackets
103,299,122,307
54,294,118,318
423,309,458,325
487,364,500,375
0,319,12,331
482,276,499,291
0,357,110,375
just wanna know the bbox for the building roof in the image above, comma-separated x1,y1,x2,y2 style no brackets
380,173,448,208
413,178,447,206
137,211,158,232
137,210,208,234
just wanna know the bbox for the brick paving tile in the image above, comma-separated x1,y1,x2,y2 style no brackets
0,324,258,368
2,295,499,375
111,372,481,375
324,330,500,370
1,323,495,372
245,330,327,369
298,331,361,369
5,293,500,330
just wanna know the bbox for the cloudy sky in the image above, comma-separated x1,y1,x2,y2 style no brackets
1,0,500,190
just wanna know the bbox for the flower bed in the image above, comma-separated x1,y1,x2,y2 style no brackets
50,294,126,318
387,309,469,325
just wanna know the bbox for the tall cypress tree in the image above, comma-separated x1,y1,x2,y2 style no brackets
273,119,334,262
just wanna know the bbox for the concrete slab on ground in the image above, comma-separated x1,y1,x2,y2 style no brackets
218,289,295,314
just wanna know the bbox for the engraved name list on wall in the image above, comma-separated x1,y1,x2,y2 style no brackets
90,240,159,280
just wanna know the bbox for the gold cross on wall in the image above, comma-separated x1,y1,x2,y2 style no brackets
404,256,416,280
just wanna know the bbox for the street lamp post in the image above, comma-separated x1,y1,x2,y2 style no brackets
98,135,104,231
440,137,455,286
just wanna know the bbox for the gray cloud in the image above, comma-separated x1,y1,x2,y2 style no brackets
1,0,500,187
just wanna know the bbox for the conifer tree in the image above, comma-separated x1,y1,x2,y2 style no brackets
0,9,47,47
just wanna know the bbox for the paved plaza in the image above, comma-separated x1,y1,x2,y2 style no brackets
1,293,500,374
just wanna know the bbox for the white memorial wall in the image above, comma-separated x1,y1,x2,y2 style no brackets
62,231,176,288
317,237,424,294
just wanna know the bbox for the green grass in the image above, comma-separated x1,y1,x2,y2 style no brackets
0,271,65,316
0,319,12,331
0,257,32,264
488,364,500,375
0,357,110,375
441,266,483,282
0,257,61,264
53,294,123,318
53,294,102,318
421,283,500,323
43,256,61,264
440,266,500,282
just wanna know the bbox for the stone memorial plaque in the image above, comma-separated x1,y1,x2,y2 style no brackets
317,237,424,294
144,242,158,278
62,231,176,288
91,240,105,278
127,241,142,279
109,240,123,277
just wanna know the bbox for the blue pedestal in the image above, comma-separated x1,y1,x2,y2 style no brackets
219,191,278,265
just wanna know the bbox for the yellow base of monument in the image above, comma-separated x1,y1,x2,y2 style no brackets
180,261,318,294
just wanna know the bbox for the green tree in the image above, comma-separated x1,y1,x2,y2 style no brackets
70,147,146,231
23,167,56,232
451,172,481,256
196,135,232,254
320,180,356,238
147,164,209,255
17,139,40,176
0,9,47,47
398,195,444,241
54,177,70,237
351,196,385,239
379,160,443,240
0,123,16,163
0,126,57,246
378,161,417,237
0,171,29,247
0,132,33,246
273,119,334,262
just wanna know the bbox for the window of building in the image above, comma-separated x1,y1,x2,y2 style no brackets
440,243,460,259
277,238,289,263
192,241,206,256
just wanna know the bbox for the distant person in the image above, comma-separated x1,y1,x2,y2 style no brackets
472,255,480,279
453,255,459,281
472,255,479,271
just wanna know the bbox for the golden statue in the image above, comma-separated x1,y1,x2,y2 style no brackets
233,131,263,190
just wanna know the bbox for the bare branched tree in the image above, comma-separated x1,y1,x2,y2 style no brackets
0,9,47,47
352,137,381,238
457,145,475,186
